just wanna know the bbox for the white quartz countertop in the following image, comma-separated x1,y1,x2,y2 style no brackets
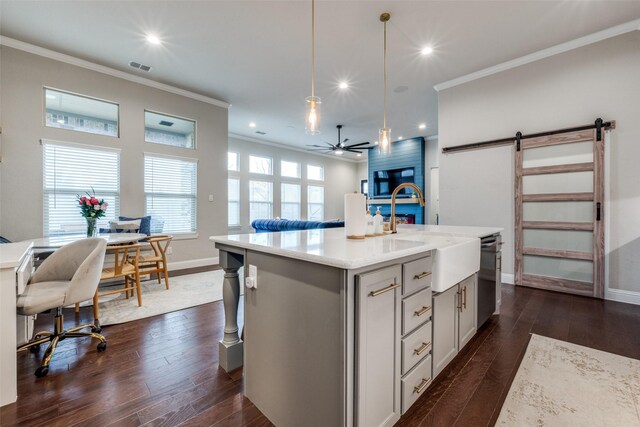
210,225,502,270
0,241,33,269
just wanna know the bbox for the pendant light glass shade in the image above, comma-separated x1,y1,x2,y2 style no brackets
379,127,391,154
305,96,321,135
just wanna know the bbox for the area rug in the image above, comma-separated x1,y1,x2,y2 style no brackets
98,269,244,326
496,334,640,426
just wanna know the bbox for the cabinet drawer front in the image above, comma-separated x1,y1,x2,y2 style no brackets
401,354,432,414
401,321,432,375
403,256,432,296
402,287,432,335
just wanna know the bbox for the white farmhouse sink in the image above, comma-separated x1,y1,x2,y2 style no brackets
429,236,480,292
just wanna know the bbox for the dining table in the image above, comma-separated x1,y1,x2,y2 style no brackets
30,232,147,249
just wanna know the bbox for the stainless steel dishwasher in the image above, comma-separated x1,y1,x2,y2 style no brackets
478,234,501,327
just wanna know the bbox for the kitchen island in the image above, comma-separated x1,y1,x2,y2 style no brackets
210,224,502,427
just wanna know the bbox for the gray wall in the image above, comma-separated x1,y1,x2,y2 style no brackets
228,136,359,233
438,32,640,294
0,46,228,264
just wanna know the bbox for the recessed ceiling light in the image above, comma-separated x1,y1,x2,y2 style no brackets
146,34,162,45
397,136,403,140
418,123,426,129
46,94,56,100
249,122,256,128
339,82,349,89
356,153,362,157
421,46,433,55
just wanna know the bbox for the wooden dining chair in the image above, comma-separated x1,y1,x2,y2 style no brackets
92,243,141,332
136,235,172,290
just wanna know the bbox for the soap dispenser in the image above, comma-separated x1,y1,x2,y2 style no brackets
365,206,375,236
374,206,384,235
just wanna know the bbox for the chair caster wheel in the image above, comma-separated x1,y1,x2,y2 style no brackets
29,345,40,354
92,321,102,333
97,342,107,352
35,366,49,377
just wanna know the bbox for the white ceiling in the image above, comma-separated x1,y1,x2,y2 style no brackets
2,1,640,158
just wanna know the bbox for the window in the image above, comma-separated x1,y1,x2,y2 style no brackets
249,155,273,175
281,183,301,220
228,152,239,171
144,111,196,149
44,88,119,137
249,180,273,223
228,178,240,226
42,141,120,236
144,155,197,234
281,160,300,178
308,186,324,221
307,164,324,181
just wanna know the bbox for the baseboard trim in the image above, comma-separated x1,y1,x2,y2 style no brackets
168,257,219,272
605,288,640,306
501,273,514,285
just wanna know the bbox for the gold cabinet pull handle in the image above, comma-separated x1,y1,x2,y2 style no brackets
414,271,432,280
414,341,431,356
462,286,467,309
414,378,431,394
414,306,432,317
369,283,400,297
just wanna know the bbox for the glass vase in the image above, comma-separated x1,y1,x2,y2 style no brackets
86,217,97,237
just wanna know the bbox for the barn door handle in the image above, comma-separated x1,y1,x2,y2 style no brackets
596,202,601,221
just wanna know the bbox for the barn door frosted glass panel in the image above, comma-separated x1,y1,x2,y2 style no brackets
522,171,593,194
523,201,593,223
523,229,593,253
522,141,593,168
523,255,593,283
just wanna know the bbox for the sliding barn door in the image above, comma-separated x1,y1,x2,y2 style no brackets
515,129,604,298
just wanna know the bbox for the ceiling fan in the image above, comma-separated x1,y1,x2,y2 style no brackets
307,125,374,156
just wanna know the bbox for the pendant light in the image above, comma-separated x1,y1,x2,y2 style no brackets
305,0,321,135
379,12,391,154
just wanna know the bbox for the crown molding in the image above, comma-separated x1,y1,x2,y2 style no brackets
228,133,362,164
0,36,230,109
434,18,640,92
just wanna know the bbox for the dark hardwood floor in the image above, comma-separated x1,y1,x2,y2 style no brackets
2,283,640,426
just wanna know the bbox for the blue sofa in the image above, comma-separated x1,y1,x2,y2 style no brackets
251,219,344,233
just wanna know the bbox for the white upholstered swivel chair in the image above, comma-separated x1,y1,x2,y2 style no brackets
17,238,108,377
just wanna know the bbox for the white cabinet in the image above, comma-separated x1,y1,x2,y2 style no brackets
356,265,401,427
458,275,477,349
432,274,477,378
432,283,459,377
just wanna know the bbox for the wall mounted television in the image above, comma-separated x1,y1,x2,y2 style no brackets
372,167,415,198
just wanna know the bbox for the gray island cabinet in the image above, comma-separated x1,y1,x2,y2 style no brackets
210,225,501,427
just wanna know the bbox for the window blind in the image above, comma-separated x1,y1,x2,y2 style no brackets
144,155,197,234
228,178,240,226
42,141,120,236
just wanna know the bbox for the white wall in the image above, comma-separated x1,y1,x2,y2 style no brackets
438,31,640,297
228,136,359,233
0,46,228,265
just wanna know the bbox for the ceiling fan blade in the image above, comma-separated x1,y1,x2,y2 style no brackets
306,144,326,148
324,142,336,149
343,138,349,143
345,142,372,148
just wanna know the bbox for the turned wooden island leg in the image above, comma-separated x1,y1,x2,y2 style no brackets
217,249,244,372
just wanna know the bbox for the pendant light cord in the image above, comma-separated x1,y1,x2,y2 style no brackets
383,18,387,129
311,0,315,98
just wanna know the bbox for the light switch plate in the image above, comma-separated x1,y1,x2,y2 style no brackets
249,264,258,288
